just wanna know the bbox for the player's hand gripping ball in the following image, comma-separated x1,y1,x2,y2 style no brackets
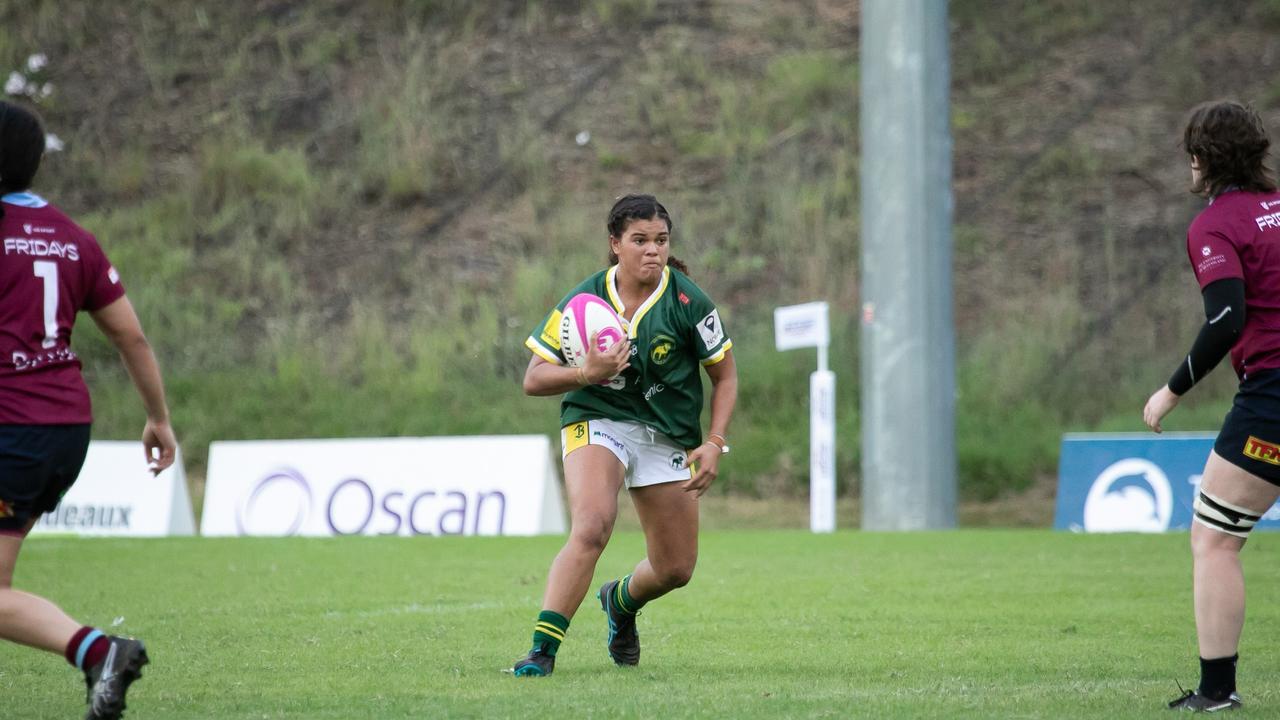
560,293,626,383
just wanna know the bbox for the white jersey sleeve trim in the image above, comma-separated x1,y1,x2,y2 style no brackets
525,337,564,365
701,340,733,366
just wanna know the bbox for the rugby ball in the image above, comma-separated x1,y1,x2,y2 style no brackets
560,293,626,373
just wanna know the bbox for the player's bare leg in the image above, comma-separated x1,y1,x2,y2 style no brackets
0,521,79,652
1171,451,1280,710
514,445,624,676
542,446,625,615
1193,453,1277,656
627,482,699,602
595,481,698,666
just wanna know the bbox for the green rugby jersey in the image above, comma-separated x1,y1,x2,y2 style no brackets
525,265,732,449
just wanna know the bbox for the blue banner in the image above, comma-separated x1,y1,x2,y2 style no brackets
1055,433,1280,532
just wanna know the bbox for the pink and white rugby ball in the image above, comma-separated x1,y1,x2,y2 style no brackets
560,293,626,372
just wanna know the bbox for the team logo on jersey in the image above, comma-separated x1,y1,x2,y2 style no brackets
1244,436,1280,466
678,292,690,305
0,499,14,519
649,335,677,365
697,309,725,351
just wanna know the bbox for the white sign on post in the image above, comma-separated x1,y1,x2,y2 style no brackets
201,435,565,537
774,301,836,533
774,301,830,352
31,442,195,537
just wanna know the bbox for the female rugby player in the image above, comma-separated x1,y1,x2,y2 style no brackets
0,101,176,719
1143,101,1280,712
511,194,738,676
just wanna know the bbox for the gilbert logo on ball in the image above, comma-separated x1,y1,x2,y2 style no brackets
560,293,626,379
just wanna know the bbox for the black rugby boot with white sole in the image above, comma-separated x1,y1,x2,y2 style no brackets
1168,689,1242,712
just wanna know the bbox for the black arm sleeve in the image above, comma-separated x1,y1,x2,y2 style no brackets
1167,278,1246,395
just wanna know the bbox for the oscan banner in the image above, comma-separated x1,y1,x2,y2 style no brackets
1055,433,1280,533
201,436,566,537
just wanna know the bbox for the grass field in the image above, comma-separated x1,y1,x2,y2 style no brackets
4,530,1280,719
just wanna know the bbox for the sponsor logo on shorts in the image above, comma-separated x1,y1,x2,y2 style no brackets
1244,435,1280,465
0,499,14,519
592,429,626,453
669,451,686,470
649,335,676,365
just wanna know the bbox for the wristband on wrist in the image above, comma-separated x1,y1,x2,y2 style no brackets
703,436,730,455
576,367,589,387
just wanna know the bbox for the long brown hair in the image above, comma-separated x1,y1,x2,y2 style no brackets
605,193,690,275
1182,100,1277,197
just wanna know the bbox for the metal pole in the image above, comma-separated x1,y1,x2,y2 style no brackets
859,0,956,530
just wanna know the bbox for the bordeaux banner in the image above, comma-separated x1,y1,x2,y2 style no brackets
1055,433,1280,533
201,436,566,537
31,442,195,537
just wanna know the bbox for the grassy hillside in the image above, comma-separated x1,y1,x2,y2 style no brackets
3,0,1280,505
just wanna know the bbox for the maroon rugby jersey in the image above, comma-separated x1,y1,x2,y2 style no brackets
1187,188,1280,379
0,192,125,423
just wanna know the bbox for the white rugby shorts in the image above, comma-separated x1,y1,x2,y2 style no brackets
560,418,692,489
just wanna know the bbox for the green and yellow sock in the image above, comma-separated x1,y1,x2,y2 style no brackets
531,610,569,656
612,574,645,615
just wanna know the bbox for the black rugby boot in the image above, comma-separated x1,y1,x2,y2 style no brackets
598,580,640,666
83,636,149,720
512,643,556,677
1168,689,1242,712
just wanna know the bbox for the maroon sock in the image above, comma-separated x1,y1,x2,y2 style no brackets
64,626,109,670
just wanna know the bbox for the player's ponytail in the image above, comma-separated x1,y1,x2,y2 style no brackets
605,193,691,277
0,101,47,220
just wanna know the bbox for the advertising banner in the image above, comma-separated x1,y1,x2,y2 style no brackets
202,436,565,537
31,442,195,537
1055,433,1280,532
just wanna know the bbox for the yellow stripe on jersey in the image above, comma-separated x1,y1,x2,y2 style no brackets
562,422,590,456
701,339,733,366
525,337,562,365
626,267,670,339
540,309,563,350
534,622,566,641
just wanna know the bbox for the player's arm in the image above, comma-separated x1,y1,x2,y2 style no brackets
1168,278,1246,395
684,349,738,496
1144,278,1245,432
89,296,177,474
522,335,631,396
